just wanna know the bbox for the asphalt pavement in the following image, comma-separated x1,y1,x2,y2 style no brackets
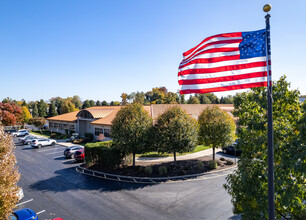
14,138,241,220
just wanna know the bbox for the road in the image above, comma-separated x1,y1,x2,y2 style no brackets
14,138,241,220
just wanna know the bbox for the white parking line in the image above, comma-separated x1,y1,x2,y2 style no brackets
53,155,65,159
44,151,64,155
36,210,46,215
16,199,33,206
63,159,75,162
37,147,63,152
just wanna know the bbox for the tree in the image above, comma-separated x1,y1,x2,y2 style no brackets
21,99,28,108
198,106,236,161
133,92,145,104
121,93,128,105
224,76,305,219
196,94,212,104
28,117,46,130
48,101,58,117
21,106,32,124
111,103,152,167
0,126,20,218
154,106,197,162
60,100,76,114
71,95,82,109
89,100,95,107
96,100,101,106
32,103,39,117
102,100,109,106
205,93,220,104
220,95,234,104
187,95,200,104
0,102,23,126
82,100,91,109
37,99,48,117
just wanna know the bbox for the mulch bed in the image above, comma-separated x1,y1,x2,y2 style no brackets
84,156,235,178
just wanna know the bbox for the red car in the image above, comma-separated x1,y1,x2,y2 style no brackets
75,148,85,162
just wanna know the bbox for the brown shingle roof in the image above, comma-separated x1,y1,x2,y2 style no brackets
46,110,80,122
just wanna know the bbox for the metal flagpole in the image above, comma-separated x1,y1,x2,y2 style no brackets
263,4,275,220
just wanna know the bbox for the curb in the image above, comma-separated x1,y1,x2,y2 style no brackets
76,164,236,184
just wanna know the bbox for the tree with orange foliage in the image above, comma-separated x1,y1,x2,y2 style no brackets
0,102,23,126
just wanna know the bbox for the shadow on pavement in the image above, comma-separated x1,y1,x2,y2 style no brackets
228,214,242,219
29,166,154,193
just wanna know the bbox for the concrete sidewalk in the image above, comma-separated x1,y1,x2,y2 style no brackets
136,148,221,163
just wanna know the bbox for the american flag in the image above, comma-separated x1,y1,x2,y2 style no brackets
178,29,270,94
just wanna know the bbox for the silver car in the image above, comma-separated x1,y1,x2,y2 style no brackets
63,146,84,158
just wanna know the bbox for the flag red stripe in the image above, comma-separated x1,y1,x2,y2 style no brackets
182,39,242,63
179,55,240,69
178,61,269,76
179,82,267,94
178,72,267,85
183,32,242,57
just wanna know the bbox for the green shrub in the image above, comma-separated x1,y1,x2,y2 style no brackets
197,161,204,170
208,161,218,169
220,157,225,161
144,166,152,175
84,132,94,142
159,166,167,176
85,144,123,169
225,159,234,165
85,141,113,148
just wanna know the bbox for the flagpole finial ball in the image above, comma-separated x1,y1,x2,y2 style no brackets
263,4,271,12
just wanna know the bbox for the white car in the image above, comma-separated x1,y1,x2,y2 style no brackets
12,129,29,137
31,138,57,148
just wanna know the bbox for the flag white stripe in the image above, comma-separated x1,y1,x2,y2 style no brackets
181,43,240,65
178,66,267,80
183,37,242,60
180,77,267,90
179,56,266,72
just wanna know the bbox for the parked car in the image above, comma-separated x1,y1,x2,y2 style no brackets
9,208,38,220
64,145,84,159
31,139,57,148
4,129,17,134
75,148,85,162
19,135,36,145
12,129,29,137
222,142,242,156
66,133,79,142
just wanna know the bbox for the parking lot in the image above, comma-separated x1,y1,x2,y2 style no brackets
13,136,239,220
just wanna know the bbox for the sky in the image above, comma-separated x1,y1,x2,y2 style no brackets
0,0,305,102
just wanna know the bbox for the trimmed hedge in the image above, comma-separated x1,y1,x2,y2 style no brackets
85,141,124,169
85,141,113,148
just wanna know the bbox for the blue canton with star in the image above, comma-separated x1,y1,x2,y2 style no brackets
239,29,266,59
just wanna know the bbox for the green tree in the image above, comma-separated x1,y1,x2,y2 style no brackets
60,100,76,114
205,93,220,104
220,95,234,104
37,99,48,117
133,92,145,104
96,100,101,106
102,100,109,106
0,126,20,218
111,103,152,167
71,95,82,109
28,117,46,130
196,94,212,104
48,101,58,117
224,76,305,219
155,106,197,162
21,106,32,124
32,103,39,117
89,100,95,107
82,100,91,109
187,95,200,104
198,106,236,161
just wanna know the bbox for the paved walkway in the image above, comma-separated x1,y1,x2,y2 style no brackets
136,148,221,163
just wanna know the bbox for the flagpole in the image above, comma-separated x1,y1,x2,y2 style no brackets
263,4,275,220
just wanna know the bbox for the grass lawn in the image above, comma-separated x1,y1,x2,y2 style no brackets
137,145,211,158
30,130,51,138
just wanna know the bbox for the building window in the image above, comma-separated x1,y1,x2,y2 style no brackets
49,122,54,129
63,124,68,129
54,123,58,129
95,128,103,136
104,129,110,137
69,124,75,131
59,123,63,129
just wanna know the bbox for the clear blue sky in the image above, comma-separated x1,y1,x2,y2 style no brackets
1,0,305,102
